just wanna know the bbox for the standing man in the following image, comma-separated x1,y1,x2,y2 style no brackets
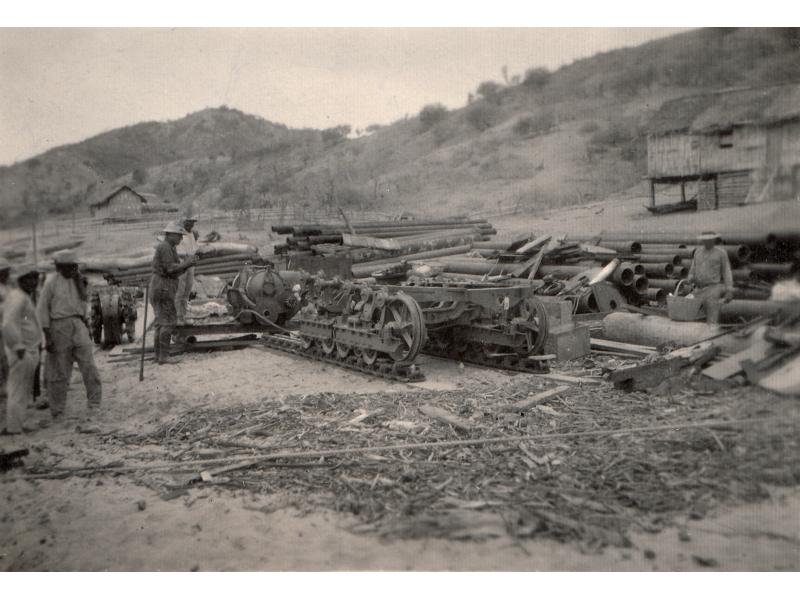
2,265,42,435
175,214,200,325
151,223,198,365
687,232,734,325
37,250,102,419
0,258,11,412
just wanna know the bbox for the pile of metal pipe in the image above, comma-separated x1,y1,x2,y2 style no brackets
563,229,799,311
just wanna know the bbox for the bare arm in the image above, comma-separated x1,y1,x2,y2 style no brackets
721,250,734,293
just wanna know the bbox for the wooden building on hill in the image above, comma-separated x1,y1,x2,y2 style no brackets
646,83,800,211
89,185,178,221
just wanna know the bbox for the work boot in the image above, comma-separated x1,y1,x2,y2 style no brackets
157,327,181,365
153,326,162,363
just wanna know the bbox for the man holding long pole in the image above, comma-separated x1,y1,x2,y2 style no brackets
151,223,198,365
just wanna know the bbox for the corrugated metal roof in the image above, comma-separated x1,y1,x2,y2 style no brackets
648,83,800,135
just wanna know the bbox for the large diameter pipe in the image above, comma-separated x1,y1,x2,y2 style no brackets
644,288,667,304
612,262,635,286
600,312,724,347
747,263,795,276
720,300,796,322
588,258,620,285
648,278,680,292
589,240,642,254
600,231,777,248
632,275,649,294
633,254,683,266
440,260,517,276
643,263,674,277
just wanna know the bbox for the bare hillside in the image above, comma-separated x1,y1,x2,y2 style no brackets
1,27,798,223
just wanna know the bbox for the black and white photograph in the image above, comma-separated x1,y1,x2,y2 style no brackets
1,9,799,578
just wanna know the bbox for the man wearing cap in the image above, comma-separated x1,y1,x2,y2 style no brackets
175,215,200,325
151,223,198,364
687,232,734,325
2,265,42,434
37,250,102,419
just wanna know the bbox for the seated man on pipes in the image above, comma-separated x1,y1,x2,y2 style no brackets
151,223,198,365
687,232,733,325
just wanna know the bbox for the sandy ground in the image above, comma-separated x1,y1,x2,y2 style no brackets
1,346,799,571
1,197,799,571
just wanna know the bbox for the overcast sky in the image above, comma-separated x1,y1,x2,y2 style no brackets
0,28,691,166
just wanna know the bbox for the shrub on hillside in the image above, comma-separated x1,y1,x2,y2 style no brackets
587,120,646,165
476,80,503,104
321,124,351,146
418,103,449,132
609,64,657,97
522,67,552,89
513,110,555,137
465,103,498,132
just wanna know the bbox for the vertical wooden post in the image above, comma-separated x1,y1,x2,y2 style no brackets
680,180,686,203
649,179,656,209
32,219,38,265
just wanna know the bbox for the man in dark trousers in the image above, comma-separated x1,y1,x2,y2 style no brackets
37,250,102,420
151,223,198,365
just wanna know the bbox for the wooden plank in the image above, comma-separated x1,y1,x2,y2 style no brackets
702,334,774,381
506,385,571,413
511,246,546,279
757,352,800,395
591,339,658,356
609,356,689,391
536,373,604,385
419,405,476,431
515,235,551,255
341,234,401,251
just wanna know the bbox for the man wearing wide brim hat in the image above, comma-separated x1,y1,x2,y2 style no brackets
687,231,734,324
37,249,102,420
2,264,42,434
150,223,198,364
175,212,201,326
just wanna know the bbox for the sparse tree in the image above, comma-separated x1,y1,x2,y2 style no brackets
418,103,448,132
522,67,552,90
476,80,503,104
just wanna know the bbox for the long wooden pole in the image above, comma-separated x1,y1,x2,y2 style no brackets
13,416,790,481
139,284,149,382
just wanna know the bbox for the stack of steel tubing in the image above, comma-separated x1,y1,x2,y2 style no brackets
270,217,497,275
272,218,495,255
566,229,800,316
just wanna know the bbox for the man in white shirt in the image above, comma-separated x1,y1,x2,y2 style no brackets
2,264,43,435
175,215,200,325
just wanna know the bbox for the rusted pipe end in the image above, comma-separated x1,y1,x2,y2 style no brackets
633,275,649,293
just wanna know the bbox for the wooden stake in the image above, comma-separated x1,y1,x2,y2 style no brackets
139,284,149,382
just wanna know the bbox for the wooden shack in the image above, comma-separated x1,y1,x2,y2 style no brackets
89,186,178,220
646,83,800,211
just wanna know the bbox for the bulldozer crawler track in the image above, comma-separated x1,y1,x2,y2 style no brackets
260,333,425,383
